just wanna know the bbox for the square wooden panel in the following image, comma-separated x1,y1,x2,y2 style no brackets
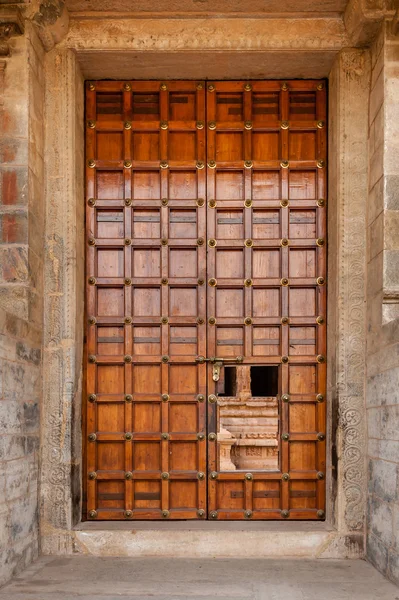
133,442,161,471
289,171,316,200
97,287,125,317
252,249,280,279
216,327,244,356
97,481,125,509
252,288,281,317
169,326,198,356
96,92,123,121
289,209,316,239
133,249,161,278
132,92,160,121
97,133,123,161
169,171,198,199
288,288,316,317
253,326,281,356
97,442,125,471
252,210,280,239
215,172,244,200
252,171,280,200
216,249,244,279
132,132,160,161
96,248,124,278
96,210,124,239
169,403,198,432
216,288,244,318
252,133,279,161
133,209,161,239
169,132,197,161
133,326,161,356
97,326,124,356
216,210,244,240
289,442,316,470
289,481,317,509
216,133,244,161
97,402,125,432
253,482,281,509
169,248,198,278
289,91,317,121
133,365,162,394
169,442,198,471
252,92,279,123
133,171,161,199
96,171,124,199
134,481,161,508
169,481,198,509
133,403,162,433
169,287,197,317
216,93,243,122
133,287,161,317
289,132,316,161
169,365,198,394
169,92,196,121
289,249,316,279
217,481,245,509
288,365,317,395
97,366,125,394
289,326,316,356
289,403,317,433
169,209,197,239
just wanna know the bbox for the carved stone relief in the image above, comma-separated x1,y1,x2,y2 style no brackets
217,366,279,471
0,6,24,56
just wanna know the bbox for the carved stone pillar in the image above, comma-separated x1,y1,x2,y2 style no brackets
41,47,85,554
328,48,370,536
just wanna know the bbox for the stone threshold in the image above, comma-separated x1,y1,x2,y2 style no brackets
76,520,333,531
71,521,363,560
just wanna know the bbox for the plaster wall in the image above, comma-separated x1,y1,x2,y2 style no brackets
366,24,399,587
0,24,45,587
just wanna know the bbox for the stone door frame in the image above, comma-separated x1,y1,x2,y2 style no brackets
41,40,370,555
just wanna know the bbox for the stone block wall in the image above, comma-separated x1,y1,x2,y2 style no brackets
0,25,45,587
366,25,399,587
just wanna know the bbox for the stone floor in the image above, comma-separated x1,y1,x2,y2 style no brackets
0,557,398,600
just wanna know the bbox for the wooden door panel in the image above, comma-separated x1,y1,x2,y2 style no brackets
86,81,207,520
206,80,326,521
85,79,327,521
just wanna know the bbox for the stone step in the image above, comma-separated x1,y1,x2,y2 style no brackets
72,522,363,559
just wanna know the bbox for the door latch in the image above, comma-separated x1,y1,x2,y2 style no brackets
195,355,244,381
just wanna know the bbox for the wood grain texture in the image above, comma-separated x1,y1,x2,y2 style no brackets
85,80,327,520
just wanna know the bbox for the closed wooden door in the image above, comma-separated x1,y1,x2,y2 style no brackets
85,80,327,521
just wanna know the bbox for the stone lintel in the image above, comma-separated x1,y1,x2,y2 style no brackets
344,0,397,46
0,6,24,56
64,16,349,52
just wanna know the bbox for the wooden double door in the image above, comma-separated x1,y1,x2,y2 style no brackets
85,80,327,521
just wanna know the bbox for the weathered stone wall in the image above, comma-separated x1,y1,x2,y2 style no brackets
366,24,399,587
0,24,45,587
